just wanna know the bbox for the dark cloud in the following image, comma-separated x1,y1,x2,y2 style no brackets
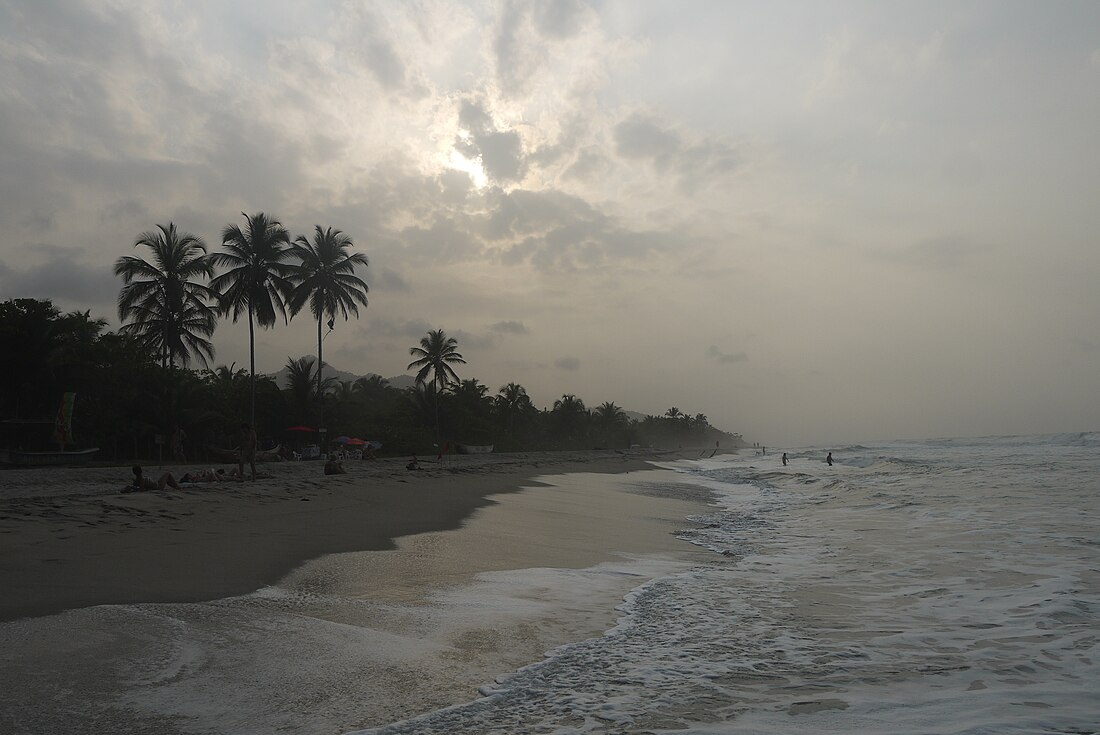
706,346,748,365
369,318,435,339
490,320,529,334
479,188,673,271
451,329,496,350
493,0,593,96
533,0,588,39
0,257,119,310
368,267,410,292
455,99,528,184
100,199,148,223
555,356,580,371
614,116,681,164
335,6,428,99
562,148,612,181
613,113,741,193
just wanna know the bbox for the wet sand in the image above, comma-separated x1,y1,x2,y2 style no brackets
0,451,716,734
0,450,691,622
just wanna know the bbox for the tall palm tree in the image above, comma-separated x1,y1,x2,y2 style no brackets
210,212,293,428
114,222,218,368
283,355,332,425
594,401,628,448
495,382,532,437
552,394,588,446
407,329,466,440
286,226,369,432
594,401,626,426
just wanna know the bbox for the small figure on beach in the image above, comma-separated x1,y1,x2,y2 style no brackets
238,423,257,481
406,455,421,471
125,465,180,493
170,425,187,462
762,446,766,456
180,468,226,483
782,452,788,466
826,452,833,466
324,458,346,475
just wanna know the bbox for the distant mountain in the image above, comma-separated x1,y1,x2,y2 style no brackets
266,357,415,391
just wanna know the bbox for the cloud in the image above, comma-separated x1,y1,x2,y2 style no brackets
706,346,748,365
881,235,987,272
451,329,496,350
0,257,119,309
612,113,741,193
368,267,410,292
456,99,528,184
369,318,435,339
481,187,674,271
490,320,529,334
554,356,580,371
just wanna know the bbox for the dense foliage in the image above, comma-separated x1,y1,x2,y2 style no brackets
0,299,742,461
1,216,743,461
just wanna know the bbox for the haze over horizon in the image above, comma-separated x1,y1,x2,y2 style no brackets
1,1,1098,446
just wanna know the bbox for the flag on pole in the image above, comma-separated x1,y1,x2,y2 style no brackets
53,392,76,447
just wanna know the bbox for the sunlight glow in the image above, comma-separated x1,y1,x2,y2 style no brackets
448,148,488,189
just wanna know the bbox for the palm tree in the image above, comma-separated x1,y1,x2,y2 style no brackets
210,212,293,428
593,401,628,448
552,394,588,446
286,226,369,432
283,355,332,425
407,329,466,440
353,374,390,398
495,382,533,438
114,222,218,368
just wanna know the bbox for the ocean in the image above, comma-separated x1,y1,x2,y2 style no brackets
356,433,1100,734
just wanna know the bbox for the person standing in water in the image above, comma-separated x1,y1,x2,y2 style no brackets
782,452,788,466
826,452,833,466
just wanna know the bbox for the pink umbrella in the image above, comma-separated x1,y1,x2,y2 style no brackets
345,438,367,446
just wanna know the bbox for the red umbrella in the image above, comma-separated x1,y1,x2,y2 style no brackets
345,438,367,446
285,426,316,432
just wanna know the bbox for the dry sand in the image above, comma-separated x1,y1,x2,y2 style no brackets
0,449,687,621
0,450,717,734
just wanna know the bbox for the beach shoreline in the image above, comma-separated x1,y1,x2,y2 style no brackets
1,450,720,734
0,449,705,623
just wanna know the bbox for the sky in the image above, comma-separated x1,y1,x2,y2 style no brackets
1,0,1098,446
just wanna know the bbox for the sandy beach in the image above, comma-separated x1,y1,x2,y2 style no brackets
0,450,716,733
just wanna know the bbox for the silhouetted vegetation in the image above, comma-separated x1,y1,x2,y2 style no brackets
1,216,743,461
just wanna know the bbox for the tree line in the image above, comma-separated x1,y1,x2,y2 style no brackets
0,212,744,459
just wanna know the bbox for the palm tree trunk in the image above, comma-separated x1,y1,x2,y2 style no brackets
248,306,256,429
316,313,323,430
434,378,440,443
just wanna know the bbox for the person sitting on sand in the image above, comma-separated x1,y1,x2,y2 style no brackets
124,465,180,493
180,468,226,483
406,455,420,471
324,458,346,475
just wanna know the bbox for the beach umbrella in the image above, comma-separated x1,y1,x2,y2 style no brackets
345,438,366,446
334,435,351,445
286,426,316,432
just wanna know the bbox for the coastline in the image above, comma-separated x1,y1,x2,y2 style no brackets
0,450,719,734
0,449,700,622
